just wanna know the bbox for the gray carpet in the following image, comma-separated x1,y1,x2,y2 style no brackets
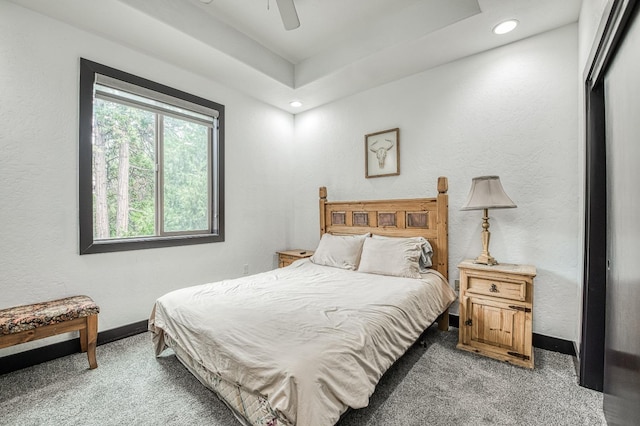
0,328,606,426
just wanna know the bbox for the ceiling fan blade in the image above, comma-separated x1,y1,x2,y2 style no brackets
275,0,300,30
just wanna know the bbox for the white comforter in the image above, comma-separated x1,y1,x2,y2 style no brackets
150,259,456,426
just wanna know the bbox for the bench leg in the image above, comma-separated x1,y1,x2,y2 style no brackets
84,315,98,369
79,326,88,353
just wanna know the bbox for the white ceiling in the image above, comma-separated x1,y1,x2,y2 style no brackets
11,0,582,113
184,0,477,64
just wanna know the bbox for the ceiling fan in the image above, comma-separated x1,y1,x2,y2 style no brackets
275,0,300,31
200,0,300,31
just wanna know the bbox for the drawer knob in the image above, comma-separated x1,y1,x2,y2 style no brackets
490,283,499,292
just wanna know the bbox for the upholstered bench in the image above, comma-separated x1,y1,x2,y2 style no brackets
0,295,100,369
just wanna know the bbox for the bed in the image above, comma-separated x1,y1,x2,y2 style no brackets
149,177,456,426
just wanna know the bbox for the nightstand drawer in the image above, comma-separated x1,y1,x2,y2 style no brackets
279,254,300,268
277,250,314,268
466,275,526,301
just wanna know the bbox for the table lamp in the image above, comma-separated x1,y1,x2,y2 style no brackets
461,176,516,265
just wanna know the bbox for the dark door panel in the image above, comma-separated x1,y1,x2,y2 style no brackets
603,3,640,423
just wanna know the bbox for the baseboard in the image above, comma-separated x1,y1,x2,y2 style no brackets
96,319,149,346
533,333,576,356
448,313,459,328
0,319,148,375
448,314,576,356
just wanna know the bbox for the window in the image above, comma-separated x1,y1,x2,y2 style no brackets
79,59,224,254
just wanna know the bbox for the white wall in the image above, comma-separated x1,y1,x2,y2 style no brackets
0,2,294,355
0,1,589,357
292,25,580,341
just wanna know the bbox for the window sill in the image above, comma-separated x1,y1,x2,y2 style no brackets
80,233,224,254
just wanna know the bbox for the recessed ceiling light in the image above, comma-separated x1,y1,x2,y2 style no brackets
199,0,213,4
290,101,302,108
493,19,518,35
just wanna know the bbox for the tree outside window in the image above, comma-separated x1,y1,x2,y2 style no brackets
79,59,224,254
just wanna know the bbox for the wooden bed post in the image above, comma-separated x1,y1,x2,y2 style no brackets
436,176,448,279
319,186,327,237
436,176,449,331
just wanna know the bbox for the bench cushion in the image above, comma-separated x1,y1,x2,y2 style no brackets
0,296,100,335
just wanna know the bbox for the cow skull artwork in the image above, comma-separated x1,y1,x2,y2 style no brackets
369,139,395,168
365,128,399,178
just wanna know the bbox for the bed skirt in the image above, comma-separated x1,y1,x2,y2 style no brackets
160,332,293,426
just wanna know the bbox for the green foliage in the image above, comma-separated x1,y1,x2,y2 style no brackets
163,117,209,232
93,99,154,238
93,98,211,239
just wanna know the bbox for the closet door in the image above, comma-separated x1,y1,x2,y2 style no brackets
603,4,640,424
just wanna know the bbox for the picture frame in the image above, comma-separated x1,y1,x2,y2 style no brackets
365,128,399,178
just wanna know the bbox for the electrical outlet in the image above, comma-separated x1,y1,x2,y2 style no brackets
454,279,460,291
243,264,249,275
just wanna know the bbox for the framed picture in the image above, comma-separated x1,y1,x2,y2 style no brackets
365,128,399,178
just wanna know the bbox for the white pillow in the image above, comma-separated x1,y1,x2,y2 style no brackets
310,233,369,270
357,236,423,279
372,235,433,271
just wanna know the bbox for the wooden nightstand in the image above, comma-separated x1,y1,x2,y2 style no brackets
457,260,537,369
277,250,314,268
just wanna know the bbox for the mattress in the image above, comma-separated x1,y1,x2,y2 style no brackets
150,259,456,426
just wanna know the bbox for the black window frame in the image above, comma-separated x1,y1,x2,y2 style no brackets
79,58,225,254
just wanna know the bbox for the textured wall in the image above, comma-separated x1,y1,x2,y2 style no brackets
0,1,583,357
292,25,580,341
0,3,294,355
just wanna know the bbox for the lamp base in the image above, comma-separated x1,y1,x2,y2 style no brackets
474,209,498,266
474,253,498,266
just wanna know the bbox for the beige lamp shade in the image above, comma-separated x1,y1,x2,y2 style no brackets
461,175,516,265
461,176,516,210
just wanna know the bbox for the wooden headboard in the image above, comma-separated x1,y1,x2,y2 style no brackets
319,177,449,280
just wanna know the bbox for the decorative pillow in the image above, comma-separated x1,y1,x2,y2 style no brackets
372,235,433,271
357,236,423,279
310,233,369,270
